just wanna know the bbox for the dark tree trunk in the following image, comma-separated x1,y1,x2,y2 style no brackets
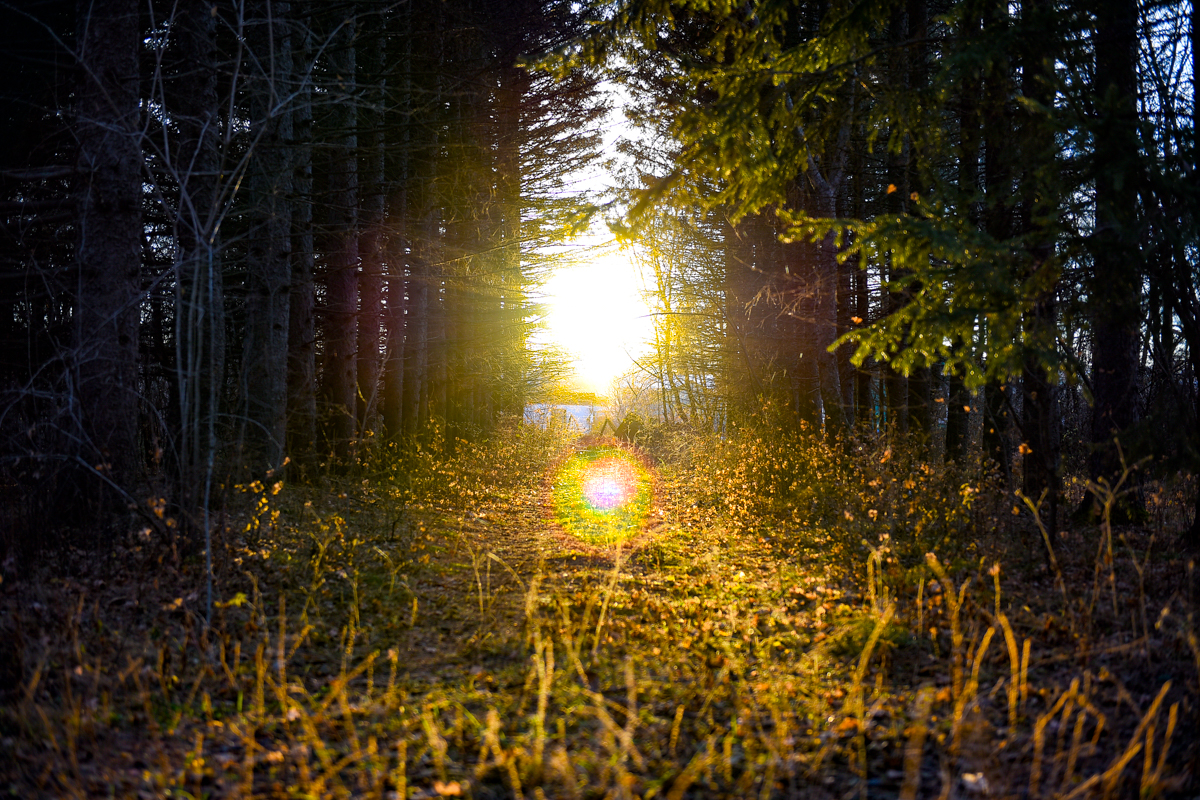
383,7,411,441
402,237,429,440
1087,0,1142,493
1019,0,1060,533
808,169,848,433
494,63,529,419
722,217,758,429
980,0,1013,480
908,367,932,434
903,0,931,437
946,9,979,462
320,9,359,462
945,373,969,461
382,224,407,440
1190,0,1200,544
287,5,317,472
242,0,293,472
356,29,386,439
881,1,911,434
836,246,857,421
74,0,142,498
982,378,1012,481
779,193,820,427
170,0,224,504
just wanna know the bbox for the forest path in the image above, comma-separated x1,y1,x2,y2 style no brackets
349,436,830,698
373,442,661,681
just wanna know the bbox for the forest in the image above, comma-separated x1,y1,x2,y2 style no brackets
1,0,1198,797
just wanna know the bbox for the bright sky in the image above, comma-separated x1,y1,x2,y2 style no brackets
540,238,654,396
538,81,655,398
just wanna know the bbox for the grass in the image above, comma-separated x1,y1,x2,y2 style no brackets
0,420,1197,799
550,442,654,547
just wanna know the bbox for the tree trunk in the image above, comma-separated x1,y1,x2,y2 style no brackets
495,63,529,419
836,246,857,420
854,247,873,429
982,377,1012,481
946,9,980,462
403,232,430,440
320,9,359,462
356,29,386,439
980,0,1013,480
171,0,224,505
382,224,407,440
383,6,411,441
74,0,142,499
242,0,293,473
1088,0,1141,494
287,4,317,472
808,171,848,433
1019,0,1060,534
1190,0,1200,544
903,0,931,437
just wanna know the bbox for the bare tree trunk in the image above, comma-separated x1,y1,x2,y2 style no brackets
402,247,428,439
287,6,317,472
946,11,980,462
908,366,932,433
779,195,820,427
1189,0,1200,543
171,0,224,505
808,168,848,433
981,0,1013,480
320,9,359,462
356,28,386,439
852,214,874,430
722,217,757,429
427,248,447,433
74,0,142,499
383,6,411,441
1088,0,1141,497
945,372,969,460
836,242,857,422
495,63,529,419
242,0,293,472
1019,0,1060,534
904,0,933,438
382,224,407,440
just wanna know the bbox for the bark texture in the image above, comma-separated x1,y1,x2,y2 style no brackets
242,0,293,471
74,0,142,494
321,9,359,461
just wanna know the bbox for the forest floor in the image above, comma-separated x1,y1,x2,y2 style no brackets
1,423,1199,799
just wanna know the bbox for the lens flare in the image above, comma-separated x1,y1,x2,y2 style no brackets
581,457,637,510
550,444,652,547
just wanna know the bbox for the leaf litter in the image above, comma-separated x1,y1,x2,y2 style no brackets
0,422,1197,798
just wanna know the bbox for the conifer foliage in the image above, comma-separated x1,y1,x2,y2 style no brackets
572,0,1198,536
0,0,605,551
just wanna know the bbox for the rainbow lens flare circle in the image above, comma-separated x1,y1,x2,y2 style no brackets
550,444,653,546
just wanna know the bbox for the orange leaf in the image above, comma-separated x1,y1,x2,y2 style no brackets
835,717,860,735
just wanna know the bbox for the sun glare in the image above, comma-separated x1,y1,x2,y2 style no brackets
551,445,653,546
541,243,654,396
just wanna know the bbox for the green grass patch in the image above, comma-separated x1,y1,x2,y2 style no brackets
551,444,652,546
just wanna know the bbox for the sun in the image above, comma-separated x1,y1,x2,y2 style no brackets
541,243,654,395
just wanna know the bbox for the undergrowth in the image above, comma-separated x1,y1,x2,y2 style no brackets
0,418,1197,799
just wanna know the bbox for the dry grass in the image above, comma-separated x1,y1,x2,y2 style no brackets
0,421,1196,799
